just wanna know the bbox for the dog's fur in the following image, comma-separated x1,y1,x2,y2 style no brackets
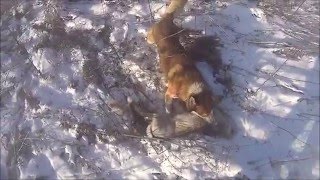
185,36,223,71
164,0,188,17
147,13,215,119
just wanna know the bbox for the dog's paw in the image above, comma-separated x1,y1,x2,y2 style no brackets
164,94,173,114
165,103,173,114
146,124,154,138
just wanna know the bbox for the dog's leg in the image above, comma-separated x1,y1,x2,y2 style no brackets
165,92,173,114
185,96,196,111
163,0,188,17
146,28,155,44
165,83,180,114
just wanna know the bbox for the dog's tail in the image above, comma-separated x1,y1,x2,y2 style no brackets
164,0,188,17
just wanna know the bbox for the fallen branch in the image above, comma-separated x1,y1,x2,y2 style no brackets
259,69,320,85
284,0,308,24
230,65,319,85
147,0,154,22
236,103,314,147
255,59,289,94
297,113,320,119
247,41,291,47
252,156,312,170
268,120,311,147
159,28,185,42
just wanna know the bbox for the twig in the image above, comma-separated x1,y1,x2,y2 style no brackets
231,65,319,85
297,113,320,118
247,41,291,47
153,4,165,15
230,65,259,77
158,28,185,42
247,41,287,45
259,69,320,85
208,16,245,53
268,120,311,147
252,156,312,170
284,0,308,24
238,104,319,143
147,0,154,22
123,133,173,142
259,108,318,122
14,131,30,162
110,42,122,64
167,154,183,173
255,59,289,94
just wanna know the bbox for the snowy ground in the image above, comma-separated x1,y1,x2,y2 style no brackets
1,0,319,179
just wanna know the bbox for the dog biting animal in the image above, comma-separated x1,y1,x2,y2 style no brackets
127,97,234,138
128,97,209,138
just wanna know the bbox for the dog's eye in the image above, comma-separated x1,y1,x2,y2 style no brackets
186,96,196,110
191,94,200,104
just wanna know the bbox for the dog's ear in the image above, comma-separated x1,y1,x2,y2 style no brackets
185,96,196,111
187,82,205,96
146,28,155,44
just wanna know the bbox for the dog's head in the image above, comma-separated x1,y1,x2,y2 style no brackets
184,82,214,120
185,83,222,123
166,64,216,119
147,13,181,45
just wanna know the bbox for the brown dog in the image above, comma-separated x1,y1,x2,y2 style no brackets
147,13,215,121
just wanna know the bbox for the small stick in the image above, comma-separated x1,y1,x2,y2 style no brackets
255,59,289,94
147,0,154,22
284,0,308,24
247,41,290,47
297,113,320,118
123,133,173,142
252,156,312,170
268,120,311,147
259,69,320,85
158,28,185,42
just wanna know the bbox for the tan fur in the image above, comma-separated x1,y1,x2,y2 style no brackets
146,28,155,44
188,82,205,96
164,0,188,17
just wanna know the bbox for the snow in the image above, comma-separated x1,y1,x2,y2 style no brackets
1,0,319,179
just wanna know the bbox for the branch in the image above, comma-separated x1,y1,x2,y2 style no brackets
268,120,311,147
284,0,308,24
255,59,289,94
253,156,312,170
158,28,185,42
147,0,154,22
259,69,320,85
247,41,291,47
